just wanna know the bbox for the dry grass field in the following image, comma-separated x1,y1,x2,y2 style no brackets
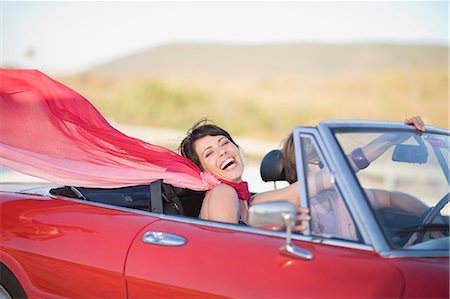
58,43,448,141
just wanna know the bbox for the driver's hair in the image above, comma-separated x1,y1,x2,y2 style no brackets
281,133,317,184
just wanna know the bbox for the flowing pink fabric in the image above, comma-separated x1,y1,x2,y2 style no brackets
0,68,220,190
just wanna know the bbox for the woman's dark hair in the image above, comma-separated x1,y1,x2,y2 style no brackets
179,119,238,170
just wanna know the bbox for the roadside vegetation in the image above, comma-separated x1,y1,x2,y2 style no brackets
60,68,448,141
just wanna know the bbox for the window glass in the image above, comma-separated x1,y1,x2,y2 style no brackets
300,136,359,241
335,131,449,250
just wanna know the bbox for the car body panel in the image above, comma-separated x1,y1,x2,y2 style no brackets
1,192,157,298
388,257,450,298
126,220,404,298
1,191,406,298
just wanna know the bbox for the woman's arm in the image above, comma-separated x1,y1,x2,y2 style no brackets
199,184,240,223
291,117,426,199
366,189,428,217
349,116,425,172
251,181,300,206
250,183,310,233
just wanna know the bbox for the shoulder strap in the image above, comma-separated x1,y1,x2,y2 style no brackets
162,183,185,215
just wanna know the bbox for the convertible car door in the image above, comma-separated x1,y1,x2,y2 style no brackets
125,219,404,298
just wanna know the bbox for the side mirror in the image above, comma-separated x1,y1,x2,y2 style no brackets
248,201,313,260
248,200,296,230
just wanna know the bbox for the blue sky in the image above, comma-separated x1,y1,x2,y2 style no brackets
1,1,448,75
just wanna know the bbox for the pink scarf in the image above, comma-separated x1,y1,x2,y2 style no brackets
218,179,251,203
0,68,220,190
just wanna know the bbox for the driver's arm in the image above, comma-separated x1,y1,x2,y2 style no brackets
349,116,425,172
365,188,428,217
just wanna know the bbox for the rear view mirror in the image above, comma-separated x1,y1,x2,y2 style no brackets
392,144,428,164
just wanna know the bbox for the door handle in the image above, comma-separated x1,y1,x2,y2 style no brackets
142,231,187,246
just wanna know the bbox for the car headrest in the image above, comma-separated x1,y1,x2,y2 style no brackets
260,149,286,182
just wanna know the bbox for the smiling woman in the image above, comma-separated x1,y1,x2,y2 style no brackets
179,119,310,227
179,120,250,223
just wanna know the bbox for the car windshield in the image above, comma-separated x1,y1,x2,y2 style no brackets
335,129,449,251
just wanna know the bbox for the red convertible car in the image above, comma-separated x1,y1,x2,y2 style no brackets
1,121,449,298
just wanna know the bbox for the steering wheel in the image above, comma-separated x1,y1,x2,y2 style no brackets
404,193,449,247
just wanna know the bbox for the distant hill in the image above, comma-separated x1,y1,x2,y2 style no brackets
63,42,448,137
84,43,447,78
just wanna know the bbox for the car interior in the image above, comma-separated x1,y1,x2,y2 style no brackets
50,182,206,218
49,150,285,220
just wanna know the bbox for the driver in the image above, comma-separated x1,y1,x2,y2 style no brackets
253,116,429,240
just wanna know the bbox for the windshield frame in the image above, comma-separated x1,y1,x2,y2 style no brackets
293,121,449,258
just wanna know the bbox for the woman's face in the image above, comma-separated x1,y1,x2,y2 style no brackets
194,135,244,183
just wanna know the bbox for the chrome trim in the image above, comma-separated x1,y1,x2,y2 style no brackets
293,131,314,236
0,183,56,197
142,231,187,246
292,129,312,235
319,238,373,251
379,250,450,258
69,186,87,200
0,285,12,299
281,244,313,260
280,210,314,260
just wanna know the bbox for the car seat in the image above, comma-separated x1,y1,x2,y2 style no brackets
260,149,286,186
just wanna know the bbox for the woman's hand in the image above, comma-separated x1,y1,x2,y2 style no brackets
405,116,425,131
294,206,310,233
